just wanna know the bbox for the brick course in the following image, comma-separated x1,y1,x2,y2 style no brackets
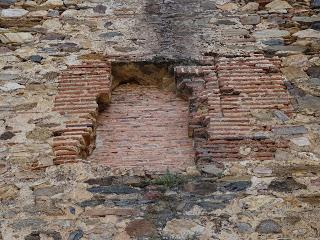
53,54,293,168
53,61,111,164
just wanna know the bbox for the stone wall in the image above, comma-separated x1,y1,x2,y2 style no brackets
1,0,320,239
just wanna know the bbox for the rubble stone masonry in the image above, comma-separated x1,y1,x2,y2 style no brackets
1,0,320,239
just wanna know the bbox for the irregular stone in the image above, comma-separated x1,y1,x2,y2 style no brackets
253,29,290,39
281,67,309,81
223,181,251,192
113,232,131,240
0,9,29,18
25,231,62,240
33,186,63,197
282,54,309,68
93,4,107,14
0,184,19,200
310,78,320,86
290,137,311,146
85,207,140,217
30,55,43,63
273,110,289,122
41,33,67,40
0,0,16,8
125,219,157,238
41,0,63,8
186,166,201,176
79,199,105,208
307,66,320,78
293,29,320,39
265,0,292,11
0,32,33,44
0,82,25,92
311,0,320,8
85,177,113,185
253,167,273,175
311,21,320,30
268,177,307,192
87,185,140,194
26,127,52,141
217,3,239,11
68,230,83,240
237,222,253,233
184,182,217,195
42,18,62,30
163,219,205,239
0,131,15,140
99,32,123,39
11,219,47,230
241,2,259,12
27,10,48,17
201,165,223,176
292,16,320,23
240,15,261,25
262,39,284,46
256,219,282,234
272,126,308,136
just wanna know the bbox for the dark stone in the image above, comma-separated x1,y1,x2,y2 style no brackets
237,222,253,233
87,185,140,194
184,182,217,195
272,126,308,136
222,181,251,192
30,55,43,63
213,19,237,25
69,207,76,214
42,33,67,40
68,230,83,240
52,43,80,52
99,32,123,38
125,219,157,238
0,0,16,7
12,219,47,230
310,78,320,86
85,177,114,185
93,4,107,14
0,131,15,140
307,66,320,78
268,177,307,193
47,10,59,17
197,201,227,210
311,0,320,8
273,110,289,122
311,21,320,30
256,219,282,234
297,95,320,113
25,231,62,240
79,199,105,208
104,21,113,28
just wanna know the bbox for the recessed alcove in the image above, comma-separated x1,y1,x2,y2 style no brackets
88,62,195,172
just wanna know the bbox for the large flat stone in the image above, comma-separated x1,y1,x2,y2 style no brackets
253,29,290,39
0,32,33,43
272,126,308,135
0,9,29,18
